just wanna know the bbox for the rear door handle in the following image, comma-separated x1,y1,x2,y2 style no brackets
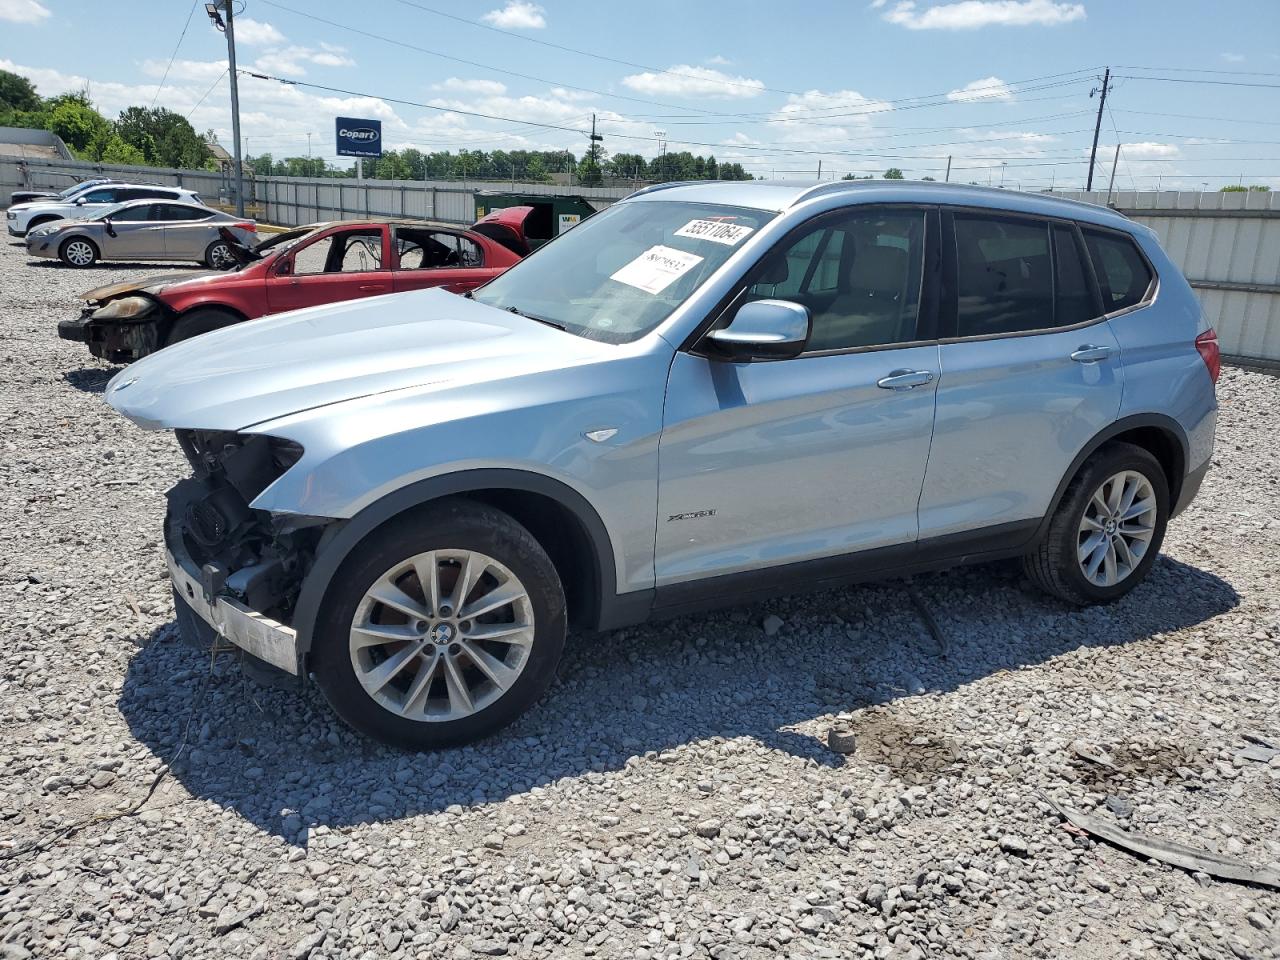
1070,344,1114,363
359,283,388,292
876,369,935,391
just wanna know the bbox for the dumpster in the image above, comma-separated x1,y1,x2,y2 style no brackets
472,192,597,251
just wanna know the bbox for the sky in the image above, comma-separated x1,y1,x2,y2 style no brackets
2,0,1279,190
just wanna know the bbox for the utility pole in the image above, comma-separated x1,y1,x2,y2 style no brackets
1106,142,1121,204
816,159,822,181
1086,67,1111,193
206,1,245,216
944,155,952,183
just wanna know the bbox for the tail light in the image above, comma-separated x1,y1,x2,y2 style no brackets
233,222,257,233
1195,329,1220,384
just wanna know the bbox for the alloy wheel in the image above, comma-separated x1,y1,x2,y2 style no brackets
349,549,535,722
64,240,95,266
209,243,234,269
1076,470,1158,587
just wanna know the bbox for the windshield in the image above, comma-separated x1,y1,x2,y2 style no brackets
471,200,776,343
60,183,95,198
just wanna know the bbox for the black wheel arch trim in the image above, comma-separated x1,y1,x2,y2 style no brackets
1033,412,1190,543
289,468,641,663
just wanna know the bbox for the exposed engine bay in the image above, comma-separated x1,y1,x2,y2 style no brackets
168,429,324,621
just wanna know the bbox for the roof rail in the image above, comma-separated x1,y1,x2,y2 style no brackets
626,181,700,199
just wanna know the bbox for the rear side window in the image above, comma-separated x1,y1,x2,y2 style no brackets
1082,229,1154,313
953,214,1104,337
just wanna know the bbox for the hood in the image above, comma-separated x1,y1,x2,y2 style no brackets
82,268,251,303
106,288,605,432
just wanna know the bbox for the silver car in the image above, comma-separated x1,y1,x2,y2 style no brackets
106,180,1218,749
25,199,255,268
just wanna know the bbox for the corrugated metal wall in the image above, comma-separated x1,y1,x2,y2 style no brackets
1061,190,1280,364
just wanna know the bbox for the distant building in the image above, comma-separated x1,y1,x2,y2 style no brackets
206,140,234,171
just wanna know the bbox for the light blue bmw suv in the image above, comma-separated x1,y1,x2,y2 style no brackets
106,180,1219,748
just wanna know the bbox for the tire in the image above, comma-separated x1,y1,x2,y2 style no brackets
1024,441,1170,605
311,498,567,750
164,307,241,347
204,239,235,270
172,586,216,650
58,236,98,267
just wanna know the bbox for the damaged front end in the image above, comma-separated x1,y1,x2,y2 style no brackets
58,294,170,364
166,429,330,676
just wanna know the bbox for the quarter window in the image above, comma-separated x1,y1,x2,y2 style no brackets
748,209,926,352
1082,228,1153,313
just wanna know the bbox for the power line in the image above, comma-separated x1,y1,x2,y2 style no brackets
1114,74,1280,90
151,0,201,108
186,68,229,119
1114,108,1280,127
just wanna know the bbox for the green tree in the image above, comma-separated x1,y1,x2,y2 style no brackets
0,69,41,113
116,106,210,168
883,167,905,180
45,93,111,157
525,154,550,182
100,134,146,166
1220,184,1271,192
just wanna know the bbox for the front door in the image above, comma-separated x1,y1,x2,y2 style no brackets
656,205,940,588
917,212,1124,540
102,202,166,258
265,226,391,313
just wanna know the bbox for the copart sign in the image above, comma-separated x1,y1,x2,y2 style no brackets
335,117,382,158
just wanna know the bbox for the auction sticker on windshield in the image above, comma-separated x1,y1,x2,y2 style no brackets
674,219,754,246
610,245,704,295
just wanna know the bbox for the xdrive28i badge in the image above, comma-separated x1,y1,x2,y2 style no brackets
668,509,716,522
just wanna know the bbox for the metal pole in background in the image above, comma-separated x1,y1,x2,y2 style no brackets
944,155,952,183
221,1,245,216
1086,66,1110,193
1106,142,1121,204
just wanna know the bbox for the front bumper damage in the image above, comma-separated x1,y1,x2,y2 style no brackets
164,431,324,677
60,304,164,363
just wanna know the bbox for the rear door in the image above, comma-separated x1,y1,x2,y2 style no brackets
916,210,1123,541
391,227,498,294
152,203,217,260
265,225,391,313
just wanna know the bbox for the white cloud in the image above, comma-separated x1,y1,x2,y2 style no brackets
234,18,286,45
141,58,229,82
1221,52,1245,63
883,0,1085,30
434,77,508,96
770,88,892,144
1115,141,1180,159
706,55,732,66
946,76,1015,102
250,45,355,77
622,65,764,100
0,0,49,23
481,1,546,29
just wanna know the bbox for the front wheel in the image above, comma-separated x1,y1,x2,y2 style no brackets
1024,441,1170,604
164,307,240,347
311,499,567,749
59,237,98,267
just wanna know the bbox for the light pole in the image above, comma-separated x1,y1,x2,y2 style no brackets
205,2,244,215
653,129,667,182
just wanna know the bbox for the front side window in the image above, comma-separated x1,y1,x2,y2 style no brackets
107,204,153,222
290,228,383,275
747,209,927,352
79,189,117,204
1083,228,1154,313
471,200,776,343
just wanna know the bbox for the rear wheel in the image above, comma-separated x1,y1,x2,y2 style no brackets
164,307,240,347
204,239,235,270
311,499,567,749
1024,442,1169,604
59,237,98,267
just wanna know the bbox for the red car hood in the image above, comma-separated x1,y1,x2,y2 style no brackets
80,265,263,304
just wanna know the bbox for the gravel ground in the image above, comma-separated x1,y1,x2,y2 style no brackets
0,237,1277,960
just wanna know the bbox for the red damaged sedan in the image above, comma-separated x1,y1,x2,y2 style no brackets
58,215,529,364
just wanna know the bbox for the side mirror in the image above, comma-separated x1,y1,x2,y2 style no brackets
74,197,86,205
705,299,810,361
103,217,116,237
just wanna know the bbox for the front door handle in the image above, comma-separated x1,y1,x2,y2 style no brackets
876,369,935,391
359,283,388,292
1070,344,1114,363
